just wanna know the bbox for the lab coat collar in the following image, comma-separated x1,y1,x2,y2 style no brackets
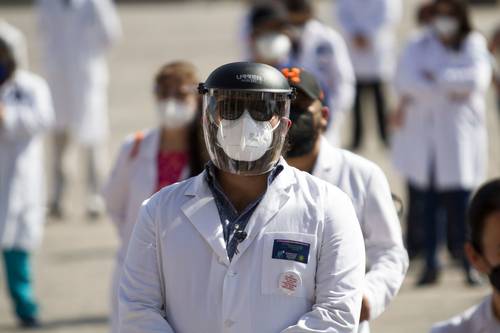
182,158,296,265
312,136,341,176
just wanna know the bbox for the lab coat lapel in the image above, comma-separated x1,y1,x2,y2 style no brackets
231,160,296,264
137,128,160,196
181,172,229,265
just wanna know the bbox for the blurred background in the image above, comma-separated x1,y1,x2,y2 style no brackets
0,0,499,332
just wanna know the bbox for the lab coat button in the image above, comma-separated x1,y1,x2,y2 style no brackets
224,319,235,327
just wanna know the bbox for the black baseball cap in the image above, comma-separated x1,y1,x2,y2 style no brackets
281,67,324,101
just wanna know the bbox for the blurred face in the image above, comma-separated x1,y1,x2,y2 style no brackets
466,211,500,292
251,23,291,65
154,75,198,129
287,91,327,157
432,2,460,40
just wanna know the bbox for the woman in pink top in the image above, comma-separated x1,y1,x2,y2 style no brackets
102,61,206,333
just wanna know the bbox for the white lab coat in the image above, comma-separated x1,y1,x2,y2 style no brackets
430,295,500,333
0,71,54,251
102,128,190,333
312,137,408,333
293,19,355,146
336,0,402,81
37,0,121,145
391,31,492,190
119,159,366,333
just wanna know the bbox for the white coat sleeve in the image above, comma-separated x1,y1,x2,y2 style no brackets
102,139,133,229
394,39,435,101
323,32,356,116
362,166,409,320
119,201,175,333
1,77,53,141
281,190,365,333
437,36,492,96
90,0,122,51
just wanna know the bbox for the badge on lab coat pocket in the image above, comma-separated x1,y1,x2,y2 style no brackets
278,271,302,295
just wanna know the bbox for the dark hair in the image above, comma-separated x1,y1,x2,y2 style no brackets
282,0,313,15
249,3,287,32
416,2,434,26
433,0,473,50
0,37,16,81
468,179,500,252
154,61,207,177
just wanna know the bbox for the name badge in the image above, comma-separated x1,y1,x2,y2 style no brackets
272,239,310,264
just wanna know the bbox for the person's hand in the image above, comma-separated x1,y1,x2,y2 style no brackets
360,295,371,322
422,70,435,82
353,33,370,50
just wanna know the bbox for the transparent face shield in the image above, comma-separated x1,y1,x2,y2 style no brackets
202,89,292,175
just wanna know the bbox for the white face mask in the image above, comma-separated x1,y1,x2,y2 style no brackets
254,33,292,64
433,16,459,39
156,98,197,129
216,111,279,162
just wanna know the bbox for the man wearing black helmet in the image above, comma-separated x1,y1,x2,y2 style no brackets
119,62,365,333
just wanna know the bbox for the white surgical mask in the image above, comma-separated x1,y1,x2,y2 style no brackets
433,16,459,38
255,33,292,64
156,98,196,129
216,111,278,162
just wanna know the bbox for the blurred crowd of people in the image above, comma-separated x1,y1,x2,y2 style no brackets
0,0,500,332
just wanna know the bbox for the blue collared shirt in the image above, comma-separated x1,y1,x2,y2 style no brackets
205,162,283,261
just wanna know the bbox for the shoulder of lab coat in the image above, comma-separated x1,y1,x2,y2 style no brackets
313,137,408,320
394,30,437,100
1,70,54,141
120,162,366,333
102,128,159,228
430,295,500,333
336,0,402,38
436,32,492,96
89,0,122,50
303,19,355,115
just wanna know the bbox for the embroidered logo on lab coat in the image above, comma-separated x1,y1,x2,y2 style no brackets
272,239,310,264
279,271,301,295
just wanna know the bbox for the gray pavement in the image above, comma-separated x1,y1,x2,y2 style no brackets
0,1,499,332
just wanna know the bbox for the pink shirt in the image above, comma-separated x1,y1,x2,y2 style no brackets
156,151,189,192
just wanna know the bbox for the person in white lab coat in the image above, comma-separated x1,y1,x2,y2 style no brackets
430,179,500,333
282,67,408,333
336,0,402,149
37,0,121,219
391,0,492,286
0,22,54,328
103,61,206,333
119,62,366,333
390,1,435,261
281,0,355,146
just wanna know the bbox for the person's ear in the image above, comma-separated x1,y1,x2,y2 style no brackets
320,106,329,131
465,242,490,274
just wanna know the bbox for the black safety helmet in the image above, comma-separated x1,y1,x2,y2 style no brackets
199,62,295,175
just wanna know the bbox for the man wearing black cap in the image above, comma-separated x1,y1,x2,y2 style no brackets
283,67,408,333
119,62,365,333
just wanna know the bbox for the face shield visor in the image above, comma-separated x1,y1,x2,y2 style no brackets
201,88,292,175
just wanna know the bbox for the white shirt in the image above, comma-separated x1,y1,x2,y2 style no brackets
430,295,500,333
119,159,366,333
313,137,408,330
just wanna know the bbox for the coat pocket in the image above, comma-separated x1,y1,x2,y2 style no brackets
261,232,316,300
